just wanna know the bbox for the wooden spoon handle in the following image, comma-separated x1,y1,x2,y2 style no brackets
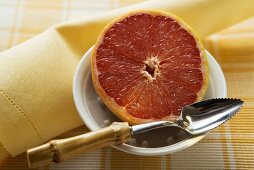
27,122,131,168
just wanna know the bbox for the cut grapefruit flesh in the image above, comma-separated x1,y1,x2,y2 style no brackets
91,10,209,125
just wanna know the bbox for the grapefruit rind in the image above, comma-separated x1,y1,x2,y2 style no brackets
91,10,209,125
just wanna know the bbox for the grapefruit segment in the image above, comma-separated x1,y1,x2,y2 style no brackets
91,10,209,125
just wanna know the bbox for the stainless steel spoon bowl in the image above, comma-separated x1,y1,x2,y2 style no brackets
132,98,243,135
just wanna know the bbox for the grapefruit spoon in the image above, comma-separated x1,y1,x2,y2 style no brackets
91,10,209,125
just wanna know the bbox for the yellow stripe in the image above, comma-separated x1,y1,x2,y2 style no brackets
111,147,161,170
6,0,21,48
220,126,231,169
100,147,107,170
166,155,171,169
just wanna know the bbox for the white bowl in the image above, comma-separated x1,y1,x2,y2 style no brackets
73,46,227,156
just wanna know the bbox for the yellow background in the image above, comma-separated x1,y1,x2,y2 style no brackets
0,0,253,169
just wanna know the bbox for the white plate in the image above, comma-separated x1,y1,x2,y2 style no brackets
73,46,227,156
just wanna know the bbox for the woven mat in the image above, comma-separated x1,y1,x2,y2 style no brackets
0,0,253,169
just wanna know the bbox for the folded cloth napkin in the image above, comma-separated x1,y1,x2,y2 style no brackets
1,0,254,160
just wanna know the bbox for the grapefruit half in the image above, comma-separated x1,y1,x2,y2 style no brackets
91,10,209,125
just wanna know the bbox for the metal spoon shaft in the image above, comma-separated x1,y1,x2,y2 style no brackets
131,120,179,135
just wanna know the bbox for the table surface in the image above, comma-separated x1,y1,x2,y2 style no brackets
0,0,253,169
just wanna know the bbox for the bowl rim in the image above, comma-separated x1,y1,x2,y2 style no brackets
73,46,227,156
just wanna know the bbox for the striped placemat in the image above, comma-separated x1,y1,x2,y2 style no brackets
0,0,253,169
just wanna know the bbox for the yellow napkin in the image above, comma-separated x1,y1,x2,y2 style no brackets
0,0,254,160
